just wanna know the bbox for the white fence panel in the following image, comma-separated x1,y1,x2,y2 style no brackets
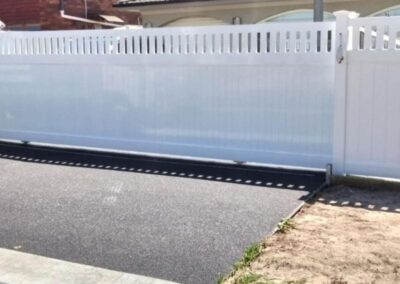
0,23,335,168
341,16,400,178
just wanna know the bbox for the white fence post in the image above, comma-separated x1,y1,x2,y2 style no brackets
332,11,359,175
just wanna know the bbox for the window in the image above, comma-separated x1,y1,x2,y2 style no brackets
370,5,400,17
162,17,228,27
258,10,335,23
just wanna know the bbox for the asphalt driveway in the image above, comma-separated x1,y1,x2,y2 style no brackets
0,142,324,284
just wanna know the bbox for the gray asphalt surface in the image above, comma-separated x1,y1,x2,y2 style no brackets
0,143,323,284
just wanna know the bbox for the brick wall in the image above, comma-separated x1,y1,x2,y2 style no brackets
40,0,83,30
41,0,141,30
0,0,40,26
0,0,141,30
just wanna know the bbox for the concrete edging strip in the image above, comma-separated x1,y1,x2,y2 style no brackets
0,248,179,284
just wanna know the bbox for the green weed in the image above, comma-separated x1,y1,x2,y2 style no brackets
276,218,295,234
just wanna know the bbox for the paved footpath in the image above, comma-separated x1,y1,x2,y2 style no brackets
0,248,178,284
0,143,324,284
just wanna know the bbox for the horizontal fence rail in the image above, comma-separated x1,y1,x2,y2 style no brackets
0,23,334,56
349,17,400,52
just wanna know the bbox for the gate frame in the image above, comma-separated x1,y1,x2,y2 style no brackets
332,11,360,175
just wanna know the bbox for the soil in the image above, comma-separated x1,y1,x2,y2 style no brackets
224,183,400,284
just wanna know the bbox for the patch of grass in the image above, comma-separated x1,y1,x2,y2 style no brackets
276,218,295,234
219,219,301,284
219,243,263,283
232,274,307,284
233,243,263,271
235,273,264,284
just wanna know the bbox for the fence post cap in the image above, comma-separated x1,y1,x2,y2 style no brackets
333,10,360,19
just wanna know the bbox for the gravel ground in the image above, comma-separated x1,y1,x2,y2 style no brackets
224,184,400,284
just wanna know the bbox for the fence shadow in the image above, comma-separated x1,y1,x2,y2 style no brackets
313,183,400,214
0,141,324,196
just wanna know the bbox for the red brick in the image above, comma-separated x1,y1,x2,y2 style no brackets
0,0,40,25
0,0,141,30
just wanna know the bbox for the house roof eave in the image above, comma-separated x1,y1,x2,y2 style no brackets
114,0,216,8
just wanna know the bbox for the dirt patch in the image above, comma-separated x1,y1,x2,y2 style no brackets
224,184,400,284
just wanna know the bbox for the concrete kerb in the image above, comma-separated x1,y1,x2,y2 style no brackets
0,248,179,284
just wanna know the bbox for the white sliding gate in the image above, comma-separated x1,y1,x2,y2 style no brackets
1,13,400,179
0,22,335,168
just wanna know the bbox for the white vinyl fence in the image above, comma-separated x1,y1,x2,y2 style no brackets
0,12,399,179
0,22,335,168
333,13,400,179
